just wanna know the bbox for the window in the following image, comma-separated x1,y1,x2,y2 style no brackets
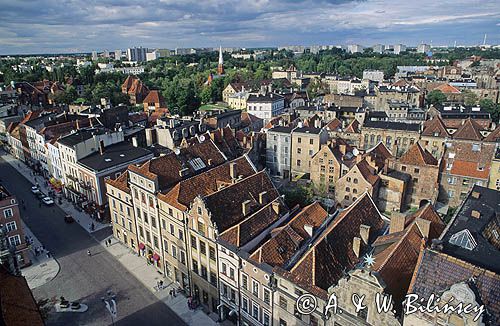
138,225,144,238
345,187,350,192
263,288,271,305
5,221,16,232
191,235,197,249
252,302,259,321
170,224,175,235
3,209,13,218
197,207,202,215
353,188,358,194
414,168,420,174
263,311,270,326
145,231,151,243
151,216,156,228
310,315,319,326
221,263,227,275
252,280,259,297
153,236,159,249
192,259,198,274
200,241,206,255
141,193,146,204
242,274,248,290
401,165,407,172
171,245,177,258
210,272,217,286
242,297,249,312
209,247,216,261
178,230,184,240
358,308,368,321
163,240,169,253
449,229,477,251
229,267,235,280
279,319,287,326
297,137,301,143
353,178,358,184
297,148,301,154
197,221,206,236
136,208,141,221
180,250,186,265
201,265,208,280
279,296,287,309
8,235,21,246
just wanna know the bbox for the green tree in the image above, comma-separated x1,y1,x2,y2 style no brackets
463,90,478,106
426,90,447,106
282,185,314,208
480,98,500,123
200,86,212,104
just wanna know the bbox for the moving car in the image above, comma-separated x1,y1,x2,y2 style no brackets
42,197,55,205
31,186,40,194
64,215,74,223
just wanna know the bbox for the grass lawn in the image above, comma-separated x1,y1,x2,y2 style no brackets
199,103,229,111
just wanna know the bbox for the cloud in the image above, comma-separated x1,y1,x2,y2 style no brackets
0,0,498,54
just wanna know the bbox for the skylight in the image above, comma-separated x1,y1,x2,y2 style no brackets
449,229,477,251
188,158,206,171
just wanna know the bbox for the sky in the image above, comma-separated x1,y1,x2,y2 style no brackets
0,0,499,55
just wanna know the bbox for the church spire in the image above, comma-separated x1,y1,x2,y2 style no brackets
217,46,224,75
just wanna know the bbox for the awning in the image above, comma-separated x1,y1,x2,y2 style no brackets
138,243,145,250
152,253,160,261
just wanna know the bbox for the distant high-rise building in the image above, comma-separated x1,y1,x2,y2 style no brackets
146,50,161,62
126,47,147,62
417,44,431,53
347,44,364,54
217,46,224,75
91,50,98,61
103,50,109,58
114,49,122,60
372,44,385,54
393,44,406,54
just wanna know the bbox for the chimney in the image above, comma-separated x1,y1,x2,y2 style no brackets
471,210,481,219
359,224,371,244
304,224,314,238
179,168,189,177
389,213,406,234
230,162,237,181
471,191,481,199
272,201,280,215
353,237,361,258
76,119,80,130
132,137,138,147
339,144,347,155
259,191,267,205
242,200,251,216
99,140,105,155
208,158,213,166
415,218,431,238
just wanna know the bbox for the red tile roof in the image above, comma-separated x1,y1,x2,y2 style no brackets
422,116,450,137
203,170,280,233
143,90,166,107
278,193,385,299
452,118,484,141
0,267,44,326
158,156,255,211
484,125,500,143
398,142,438,166
325,118,342,131
434,83,461,94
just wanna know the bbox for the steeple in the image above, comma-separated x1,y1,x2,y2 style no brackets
217,46,224,75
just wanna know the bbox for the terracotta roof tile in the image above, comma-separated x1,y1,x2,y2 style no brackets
158,156,255,211
410,249,500,325
434,83,461,94
280,194,385,298
422,116,450,137
452,118,484,141
399,143,438,166
483,125,500,143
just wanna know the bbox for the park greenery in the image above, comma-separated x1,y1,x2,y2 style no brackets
1,47,500,116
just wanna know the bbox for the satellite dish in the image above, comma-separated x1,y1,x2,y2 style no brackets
174,148,180,155
199,135,205,142
352,148,359,156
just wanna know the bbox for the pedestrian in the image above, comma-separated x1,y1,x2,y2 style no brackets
34,247,39,256
87,250,91,256
46,251,51,258
159,280,164,290
91,222,95,231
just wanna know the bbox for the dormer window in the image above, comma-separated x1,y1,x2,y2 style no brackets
472,143,480,152
449,229,477,251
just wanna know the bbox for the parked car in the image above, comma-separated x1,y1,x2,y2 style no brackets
36,192,46,199
31,186,40,194
42,197,54,205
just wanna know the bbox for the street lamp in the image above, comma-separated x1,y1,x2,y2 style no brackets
101,290,117,326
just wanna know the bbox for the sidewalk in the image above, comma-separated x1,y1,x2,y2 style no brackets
2,151,217,325
1,152,109,233
20,220,60,289
103,236,217,325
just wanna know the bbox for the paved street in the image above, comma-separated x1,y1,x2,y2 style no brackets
0,155,186,326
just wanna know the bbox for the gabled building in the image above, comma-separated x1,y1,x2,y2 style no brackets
291,126,328,178
361,121,421,157
407,186,500,326
266,126,294,179
335,158,381,208
273,193,386,326
246,93,285,124
121,75,149,105
420,116,450,159
386,143,440,209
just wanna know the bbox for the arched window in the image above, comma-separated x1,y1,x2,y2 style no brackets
345,187,350,192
